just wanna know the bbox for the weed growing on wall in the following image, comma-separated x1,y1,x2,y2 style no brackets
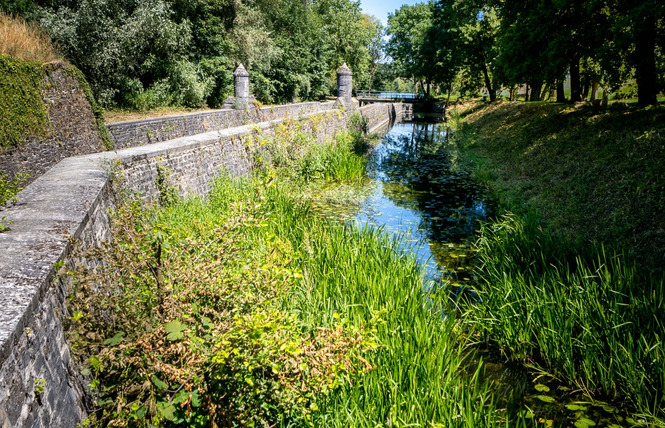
0,54,49,152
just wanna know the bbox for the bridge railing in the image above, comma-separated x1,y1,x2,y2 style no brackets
356,91,423,100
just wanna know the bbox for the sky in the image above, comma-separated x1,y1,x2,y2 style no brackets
360,0,422,27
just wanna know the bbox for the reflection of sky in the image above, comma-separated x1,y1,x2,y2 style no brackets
350,120,488,279
354,180,439,277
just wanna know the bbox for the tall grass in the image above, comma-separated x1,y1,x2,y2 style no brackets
0,12,61,62
205,176,523,427
469,213,665,420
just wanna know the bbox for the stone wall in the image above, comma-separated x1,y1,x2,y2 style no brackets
0,103,408,427
0,63,107,187
107,101,337,149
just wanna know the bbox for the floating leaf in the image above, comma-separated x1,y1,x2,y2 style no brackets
535,395,556,403
534,384,550,392
602,405,617,413
103,332,124,346
574,418,596,428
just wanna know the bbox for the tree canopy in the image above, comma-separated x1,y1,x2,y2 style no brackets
1,0,381,108
385,0,664,105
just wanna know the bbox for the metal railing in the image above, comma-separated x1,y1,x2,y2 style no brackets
356,91,423,100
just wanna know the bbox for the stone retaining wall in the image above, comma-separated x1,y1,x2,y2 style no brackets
107,101,338,149
0,102,410,427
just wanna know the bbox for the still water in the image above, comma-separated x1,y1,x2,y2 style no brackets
312,115,494,285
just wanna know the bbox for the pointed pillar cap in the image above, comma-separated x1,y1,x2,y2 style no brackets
337,63,352,76
234,63,249,77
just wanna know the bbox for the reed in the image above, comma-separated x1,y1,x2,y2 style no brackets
468,212,665,420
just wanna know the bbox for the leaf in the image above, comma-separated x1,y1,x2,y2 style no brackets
103,331,124,346
534,395,556,403
151,375,169,391
164,320,186,333
565,404,588,411
534,383,550,392
156,401,176,421
164,320,186,341
574,418,596,428
167,331,184,341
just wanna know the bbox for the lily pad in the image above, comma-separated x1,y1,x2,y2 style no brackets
534,383,550,392
535,395,556,403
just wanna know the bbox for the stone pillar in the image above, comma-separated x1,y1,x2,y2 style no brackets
234,63,250,100
223,63,255,109
335,63,357,110
337,63,353,98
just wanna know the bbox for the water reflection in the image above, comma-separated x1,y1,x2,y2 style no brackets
313,116,494,282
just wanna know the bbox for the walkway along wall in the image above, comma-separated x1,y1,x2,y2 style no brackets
0,101,412,427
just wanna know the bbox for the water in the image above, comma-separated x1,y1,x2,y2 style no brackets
312,115,494,286
309,115,638,426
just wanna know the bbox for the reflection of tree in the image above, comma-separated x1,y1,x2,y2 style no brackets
371,121,493,243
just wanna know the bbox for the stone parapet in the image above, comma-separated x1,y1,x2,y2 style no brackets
107,101,337,149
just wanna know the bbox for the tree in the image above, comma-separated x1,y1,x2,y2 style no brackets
386,3,433,95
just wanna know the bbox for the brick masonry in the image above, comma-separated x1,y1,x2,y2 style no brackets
0,101,411,427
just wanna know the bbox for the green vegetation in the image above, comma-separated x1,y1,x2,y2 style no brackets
449,101,665,422
67,122,523,427
3,0,383,109
0,53,49,152
386,0,664,105
450,101,665,270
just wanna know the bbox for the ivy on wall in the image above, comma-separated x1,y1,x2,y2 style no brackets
0,53,49,152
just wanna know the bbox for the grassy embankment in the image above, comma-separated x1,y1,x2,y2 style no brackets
67,117,522,427
449,101,665,423
0,13,110,210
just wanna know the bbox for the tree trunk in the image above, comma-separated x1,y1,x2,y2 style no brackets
634,14,658,106
540,84,549,102
481,63,495,102
530,82,542,101
582,79,590,100
589,80,599,102
524,84,529,101
601,90,608,107
556,80,566,102
509,86,515,101
570,54,582,102
445,82,452,108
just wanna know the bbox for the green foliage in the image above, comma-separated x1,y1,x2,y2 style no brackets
449,101,665,422
62,65,113,150
469,213,665,420
66,122,527,426
0,53,48,151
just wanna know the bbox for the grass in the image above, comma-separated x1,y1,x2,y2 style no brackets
103,106,213,123
449,100,665,272
67,123,525,427
0,12,61,63
448,101,665,423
